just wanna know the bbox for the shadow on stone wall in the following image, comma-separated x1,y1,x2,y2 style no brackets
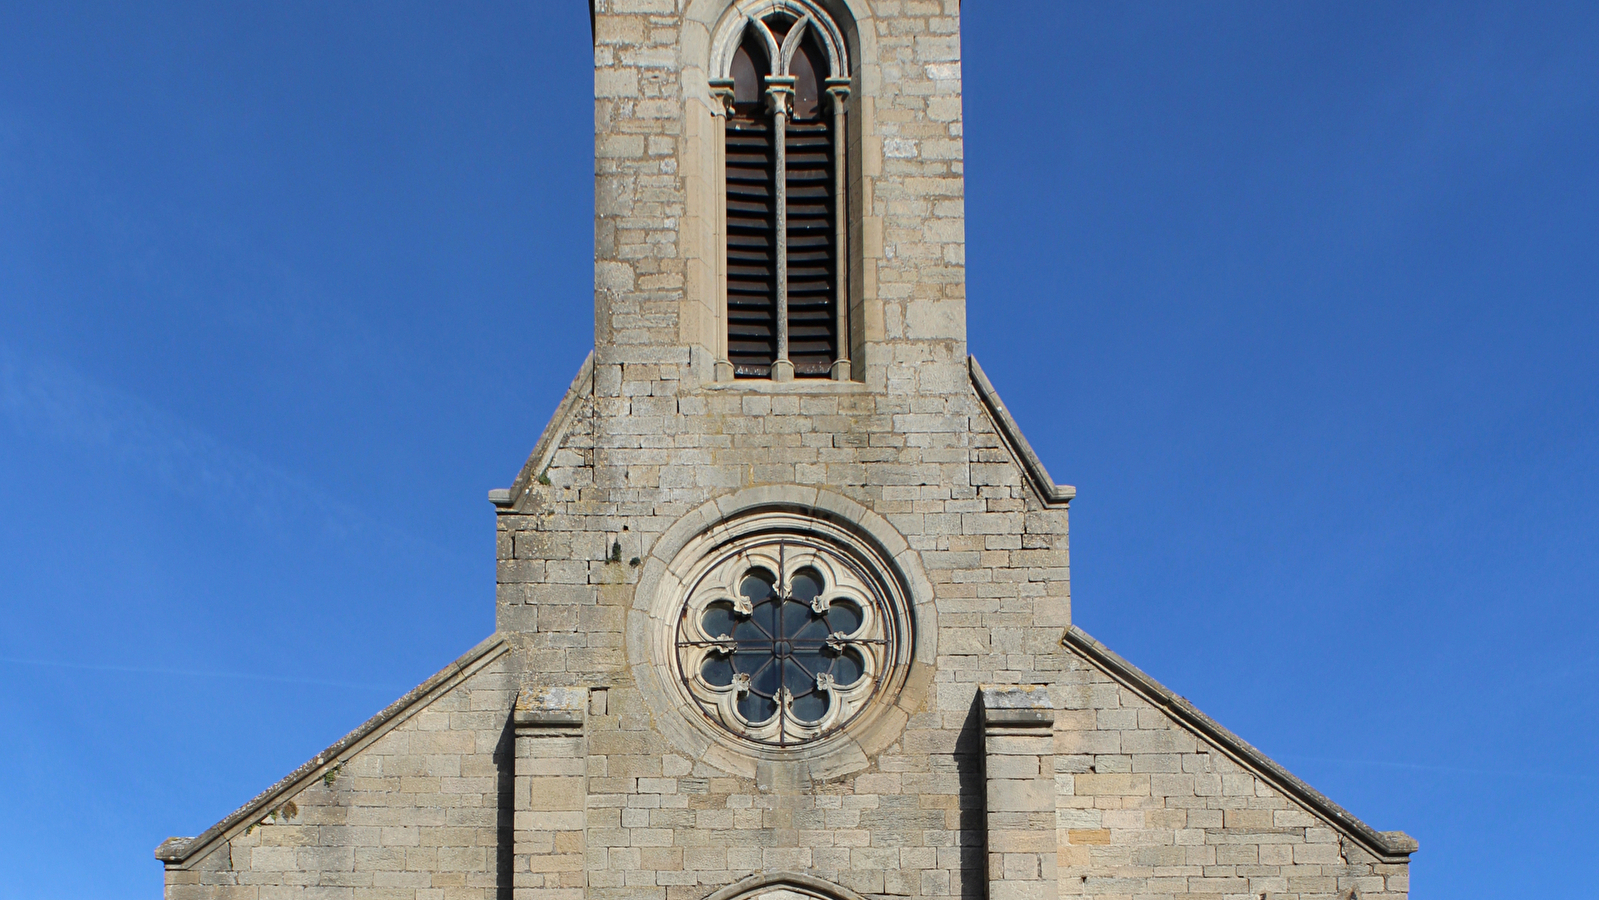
955,695,986,900
495,714,515,900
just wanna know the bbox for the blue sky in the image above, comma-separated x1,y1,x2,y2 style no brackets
1,2,1595,896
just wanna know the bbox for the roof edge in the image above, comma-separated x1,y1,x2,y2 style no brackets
968,356,1074,508
154,632,511,867
1062,625,1418,862
498,351,595,510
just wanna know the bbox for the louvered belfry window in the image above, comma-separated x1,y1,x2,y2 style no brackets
718,9,849,381
725,36,780,376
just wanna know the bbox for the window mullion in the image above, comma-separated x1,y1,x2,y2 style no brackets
766,76,796,382
826,78,851,382
710,82,736,382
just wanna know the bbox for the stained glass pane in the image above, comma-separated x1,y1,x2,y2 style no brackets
701,655,734,686
765,13,794,42
731,34,766,108
790,36,822,120
750,658,781,697
794,616,829,640
732,648,764,674
781,597,810,636
791,690,829,723
782,658,815,695
739,692,777,723
833,648,864,687
825,600,862,635
702,602,737,638
750,599,778,636
791,648,827,677
733,617,765,642
741,570,776,603
790,569,822,604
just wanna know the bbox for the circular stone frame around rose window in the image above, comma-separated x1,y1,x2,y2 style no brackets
631,491,928,776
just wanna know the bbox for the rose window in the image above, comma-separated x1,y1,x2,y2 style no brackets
676,537,891,745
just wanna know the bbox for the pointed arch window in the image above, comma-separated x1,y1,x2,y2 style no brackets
711,3,851,382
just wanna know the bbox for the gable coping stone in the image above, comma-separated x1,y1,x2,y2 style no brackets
496,350,596,509
968,355,1076,508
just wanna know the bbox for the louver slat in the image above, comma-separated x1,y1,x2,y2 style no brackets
785,120,836,376
726,116,777,377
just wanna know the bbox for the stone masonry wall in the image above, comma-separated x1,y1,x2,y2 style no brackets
514,7,1075,895
494,366,1073,899
162,655,516,900
499,375,1073,674
1054,649,1410,900
593,0,970,393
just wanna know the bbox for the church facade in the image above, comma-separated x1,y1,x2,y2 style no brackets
156,3,1416,899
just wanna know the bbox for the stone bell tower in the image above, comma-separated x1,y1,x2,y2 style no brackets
592,0,969,395
155,5,1416,898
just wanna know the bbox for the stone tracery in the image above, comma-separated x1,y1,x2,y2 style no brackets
676,535,888,745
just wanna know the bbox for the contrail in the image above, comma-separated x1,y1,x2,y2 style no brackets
0,342,361,536
0,340,455,559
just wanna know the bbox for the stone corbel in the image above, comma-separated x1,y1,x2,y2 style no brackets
708,78,736,118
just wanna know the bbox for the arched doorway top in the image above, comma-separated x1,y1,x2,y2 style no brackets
703,872,873,900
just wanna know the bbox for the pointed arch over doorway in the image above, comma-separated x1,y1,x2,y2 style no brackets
703,872,875,900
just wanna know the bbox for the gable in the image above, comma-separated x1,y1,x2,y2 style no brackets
156,634,512,870
968,356,1075,509
493,351,595,513
1058,625,1417,870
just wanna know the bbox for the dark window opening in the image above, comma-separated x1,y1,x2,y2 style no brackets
785,36,835,376
730,35,765,111
766,14,795,43
790,33,821,120
727,30,779,376
725,25,842,379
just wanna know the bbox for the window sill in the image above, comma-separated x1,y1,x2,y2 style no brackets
702,378,870,394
